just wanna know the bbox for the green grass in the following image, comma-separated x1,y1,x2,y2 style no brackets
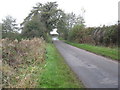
65,41,118,60
37,44,84,88
58,37,64,40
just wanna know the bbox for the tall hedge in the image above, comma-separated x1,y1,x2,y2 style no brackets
68,24,118,47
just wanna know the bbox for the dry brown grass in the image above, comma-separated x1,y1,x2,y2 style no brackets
1,38,46,88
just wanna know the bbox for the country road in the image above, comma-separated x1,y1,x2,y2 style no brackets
53,40,118,88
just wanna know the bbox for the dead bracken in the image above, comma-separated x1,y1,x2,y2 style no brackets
1,38,46,88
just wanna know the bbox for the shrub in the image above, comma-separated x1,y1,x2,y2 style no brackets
1,38,46,88
68,24,118,47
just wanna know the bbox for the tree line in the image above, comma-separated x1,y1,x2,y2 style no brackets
68,24,118,47
1,1,118,47
1,2,84,41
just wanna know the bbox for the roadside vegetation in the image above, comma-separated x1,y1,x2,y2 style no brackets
37,44,84,88
1,38,84,88
66,24,118,47
1,38,46,88
65,41,118,60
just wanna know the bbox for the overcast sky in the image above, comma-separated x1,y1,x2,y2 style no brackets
0,0,119,27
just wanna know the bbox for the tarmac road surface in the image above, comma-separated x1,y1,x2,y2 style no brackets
54,40,118,88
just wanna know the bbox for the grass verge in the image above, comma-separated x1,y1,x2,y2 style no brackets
37,43,84,88
65,41,118,60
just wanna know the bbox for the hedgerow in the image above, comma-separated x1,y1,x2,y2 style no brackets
1,38,46,88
